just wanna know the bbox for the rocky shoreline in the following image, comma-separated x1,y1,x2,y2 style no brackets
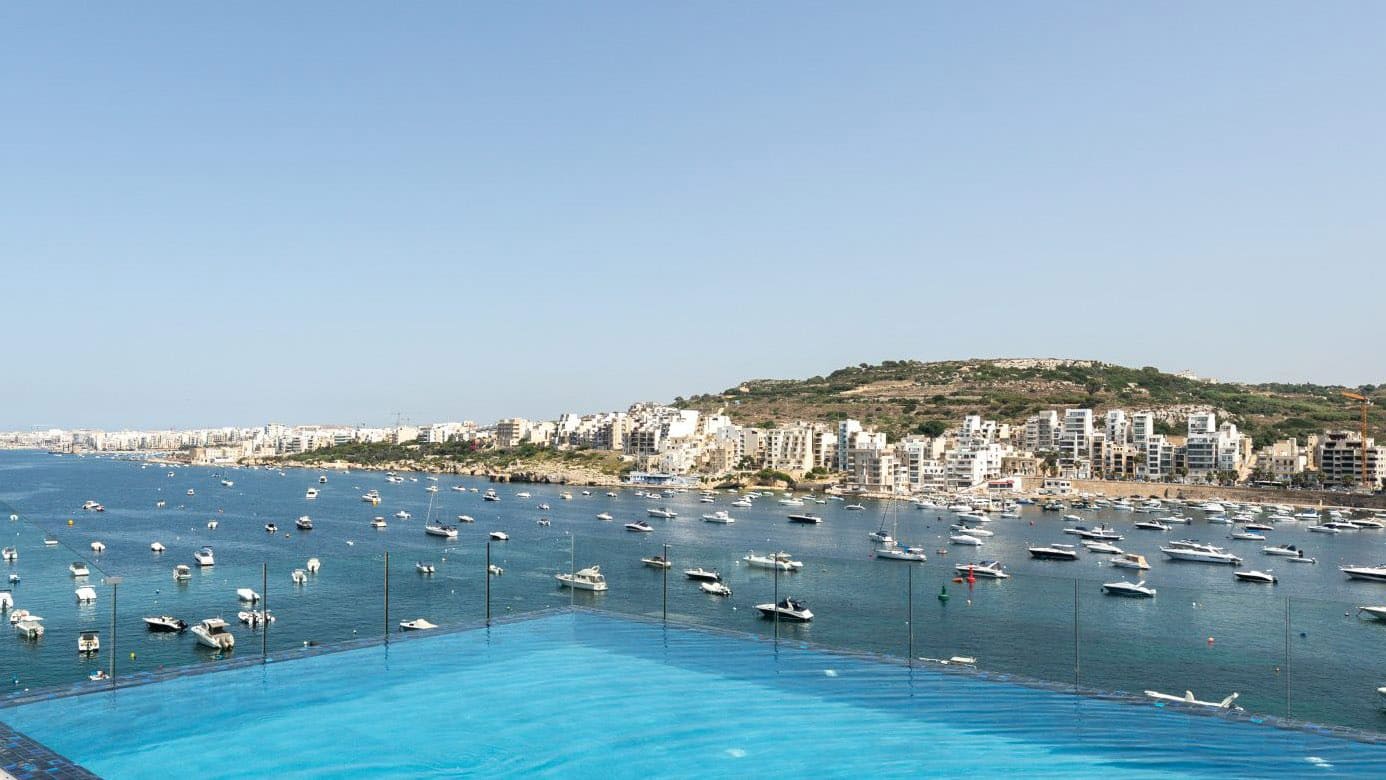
244,457,632,488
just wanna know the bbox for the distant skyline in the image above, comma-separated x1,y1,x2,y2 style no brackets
3,3,1383,429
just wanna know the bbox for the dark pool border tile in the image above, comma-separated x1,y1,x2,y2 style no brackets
0,720,99,779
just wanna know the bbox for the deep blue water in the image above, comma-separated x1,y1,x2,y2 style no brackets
5,612,1386,778
1,450,1385,733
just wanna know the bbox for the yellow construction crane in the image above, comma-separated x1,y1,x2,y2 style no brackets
1342,391,1372,489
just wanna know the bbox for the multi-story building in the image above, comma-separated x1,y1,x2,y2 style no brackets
1131,411,1155,445
494,418,529,448
1318,432,1385,489
1258,438,1307,482
1058,409,1094,477
1024,411,1061,452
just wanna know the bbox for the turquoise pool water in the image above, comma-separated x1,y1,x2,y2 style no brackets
3,611,1385,777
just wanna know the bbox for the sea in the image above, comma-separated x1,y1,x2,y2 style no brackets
1,449,1384,734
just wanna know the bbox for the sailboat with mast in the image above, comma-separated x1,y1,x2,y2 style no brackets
874,499,926,561
422,491,458,539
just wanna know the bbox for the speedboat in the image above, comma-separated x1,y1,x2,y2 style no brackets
307,558,321,573
1341,565,1386,583
82,500,104,512
1228,531,1264,541
237,610,274,627
954,561,1009,579
702,511,735,524
424,523,459,539
371,517,388,529
874,542,928,561
482,490,500,502
950,524,994,537
296,516,314,530
1307,524,1341,535
787,513,823,524
291,569,308,584
515,491,531,499
625,521,654,533
186,489,195,496
684,568,721,582
1081,540,1124,555
415,562,435,574
191,618,235,650
43,536,58,547
0,590,11,610
1111,553,1150,570
457,515,475,523
1160,541,1241,565
488,531,509,541
1028,544,1079,561
1357,606,1386,621
731,498,753,508
7,608,30,625
1134,519,1170,532
1233,570,1277,584
264,523,278,534
556,565,608,591
1102,580,1156,598
69,562,90,577
1264,544,1310,558
949,534,983,546
537,503,549,510
1144,690,1241,711
395,511,411,521
75,586,97,603
845,504,865,511
362,490,381,504
237,588,261,603
648,508,677,519
868,530,895,543
756,597,813,622
206,520,218,529
14,615,44,639
150,541,166,553
1063,514,1084,523
1065,525,1123,541
1,546,16,562
488,564,504,576
305,488,319,500
174,564,192,581
700,581,733,597
744,552,797,570
319,475,328,484
144,615,188,633
641,554,672,569
399,618,438,631
596,512,614,521
90,541,105,553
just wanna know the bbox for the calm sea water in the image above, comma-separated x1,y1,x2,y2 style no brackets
7,612,1386,778
1,450,1385,732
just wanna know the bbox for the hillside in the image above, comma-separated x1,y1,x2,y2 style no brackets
674,359,1384,445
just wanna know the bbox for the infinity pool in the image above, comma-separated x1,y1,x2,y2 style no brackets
3,611,1385,777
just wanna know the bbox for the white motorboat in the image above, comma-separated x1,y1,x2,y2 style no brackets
954,561,1009,579
641,555,672,569
744,552,796,570
731,498,753,508
90,541,105,553
416,562,435,574
1081,540,1124,555
264,523,278,534
950,524,994,537
424,523,459,539
684,568,721,582
306,557,321,573
0,590,11,610
1199,503,1227,514
1341,565,1386,583
647,507,677,519
1233,570,1277,584
75,586,97,603
845,504,865,511
874,542,928,561
291,569,308,584
362,490,381,504
756,597,813,622
319,475,328,484
778,498,805,507
295,515,314,531
1110,553,1151,570
489,531,509,541
1028,543,1079,561
371,516,388,529
399,618,437,631
425,486,440,494
488,564,504,576
1228,531,1264,541
2,546,16,562
1160,541,1241,565
482,490,500,502
191,618,235,650
700,581,733,597
515,491,531,499
1063,514,1084,523
15,615,44,639
1065,525,1123,541
237,588,261,603
451,485,466,492
702,511,735,524
868,530,895,543
1133,519,1170,532
186,489,195,496
150,541,166,553
949,534,983,546
305,488,319,500
395,511,411,521
143,615,187,632
1101,580,1157,598
1264,544,1311,559
69,562,90,577
82,500,104,512
1144,690,1241,711
556,565,608,591
596,512,614,521
206,520,218,529
237,610,274,627
78,630,100,654
625,521,654,533
1356,606,1386,621
174,564,192,581
787,513,823,524
457,515,475,523
43,536,58,546
7,608,29,625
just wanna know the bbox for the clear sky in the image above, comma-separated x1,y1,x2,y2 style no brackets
2,2,1382,430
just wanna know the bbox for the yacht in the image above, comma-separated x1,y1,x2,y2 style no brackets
69,562,90,577
14,615,44,639
143,615,188,633
296,516,314,531
1111,553,1151,570
1028,543,1079,561
1081,540,1124,555
954,561,1009,579
874,542,928,562
174,564,193,581
700,581,733,597
641,554,672,569
648,508,677,519
424,523,458,539
683,568,722,582
1101,580,1157,598
191,618,235,650
556,565,608,591
1199,502,1227,514
1308,524,1342,535
75,629,101,654
625,521,654,533
1263,544,1314,563
194,547,215,566
949,534,983,546
150,541,166,553
702,511,735,524
415,562,435,574
1160,542,1241,565
744,552,797,570
488,531,509,541
362,490,381,504
399,618,438,631
787,513,823,524
75,586,97,603
1341,565,1386,583
371,516,388,529
264,523,278,534
1233,570,1278,584
596,512,614,521
756,597,813,622
305,488,319,500
1133,519,1170,532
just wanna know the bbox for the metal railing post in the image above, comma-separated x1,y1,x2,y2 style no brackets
108,577,121,680
662,543,669,622
485,542,492,625
1073,578,1080,692
907,564,914,666
261,562,268,661
773,561,780,642
1285,596,1292,717
383,551,390,642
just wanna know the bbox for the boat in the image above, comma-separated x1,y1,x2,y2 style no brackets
296,516,314,530
0,590,11,610
395,511,411,520
1063,514,1084,523
371,516,388,529
7,608,29,625
237,588,261,603
75,586,97,603
291,569,308,584
156,500,166,509
399,618,437,631
1,547,16,562
1264,544,1310,558
424,522,459,539
874,542,928,561
144,615,188,632
488,564,504,576
1133,519,1170,532
556,565,608,591
186,489,195,496
949,534,983,546
482,490,500,502
537,503,549,510
82,500,104,512
1307,524,1342,535
77,630,101,654
1228,531,1264,541
264,523,278,534
625,521,654,533
515,491,531,499
237,610,274,627
868,530,895,543
954,561,1009,579
596,512,614,521
69,562,90,577
206,520,218,529
426,486,440,494
319,475,328,484
14,615,44,639
305,488,319,500
755,597,813,622
191,618,234,650
1102,580,1157,598
489,531,509,541
701,511,735,524
700,582,733,597
744,552,795,571
1111,553,1151,570
647,508,677,519
684,568,722,582
1064,524,1123,541
90,541,105,553
731,498,753,508
174,564,192,581
150,541,165,553
415,562,435,574
1341,565,1386,583
641,554,672,569
1028,544,1079,561
1081,540,1124,555
1233,570,1278,584
451,485,466,492
1144,690,1241,711
787,513,823,524
306,557,321,573
362,490,381,504
43,536,58,547
457,515,475,523
844,504,865,511
1160,541,1241,565
1356,606,1386,621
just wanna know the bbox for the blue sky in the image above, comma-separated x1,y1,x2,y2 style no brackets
2,2,1382,429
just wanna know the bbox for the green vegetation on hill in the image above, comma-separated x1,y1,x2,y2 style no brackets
279,440,627,475
676,359,1383,445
